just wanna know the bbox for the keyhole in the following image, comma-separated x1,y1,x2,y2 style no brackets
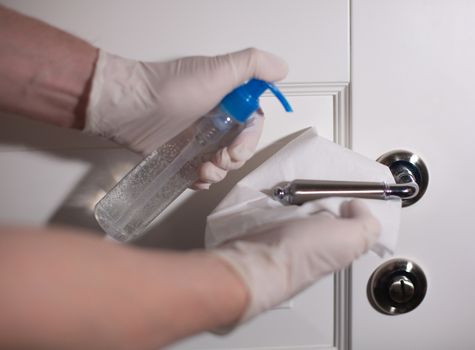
389,276,415,304
400,279,406,297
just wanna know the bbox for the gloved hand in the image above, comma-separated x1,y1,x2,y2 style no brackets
211,199,381,325
84,48,288,189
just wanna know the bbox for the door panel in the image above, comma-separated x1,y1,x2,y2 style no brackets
0,0,349,152
5,1,472,348
0,89,345,350
0,0,349,82
0,1,352,349
351,1,475,348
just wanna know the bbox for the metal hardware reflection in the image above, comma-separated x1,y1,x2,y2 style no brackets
367,258,427,315
273,179,418,205
272,150,428,207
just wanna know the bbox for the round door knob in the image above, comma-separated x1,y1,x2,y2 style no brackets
367,258,427,315
388,275,415,303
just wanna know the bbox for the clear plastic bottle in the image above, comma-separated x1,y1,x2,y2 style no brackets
94,79,292,242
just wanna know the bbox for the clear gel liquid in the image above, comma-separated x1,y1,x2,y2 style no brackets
94,109,245,242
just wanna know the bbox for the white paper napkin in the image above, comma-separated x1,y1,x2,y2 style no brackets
205,128,401,257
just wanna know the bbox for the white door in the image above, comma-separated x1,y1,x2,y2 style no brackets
351,0,475,348
4,1,468,349
0,1,353,349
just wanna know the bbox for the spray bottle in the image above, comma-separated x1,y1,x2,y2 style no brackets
94,79,292,242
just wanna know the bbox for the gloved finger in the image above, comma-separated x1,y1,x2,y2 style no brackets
340,199,381,246
191,181,211,190
193,161,228,188
228,48,289,85
192,112,263,188
213,114,264,170
341,199,378,222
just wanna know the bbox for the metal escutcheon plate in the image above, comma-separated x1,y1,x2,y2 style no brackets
367,258,427,315
377,150,429,207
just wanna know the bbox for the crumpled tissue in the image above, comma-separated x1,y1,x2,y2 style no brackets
205,128,401,257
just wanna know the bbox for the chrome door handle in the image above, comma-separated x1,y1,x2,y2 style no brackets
273,179,419,204
272,150,429,207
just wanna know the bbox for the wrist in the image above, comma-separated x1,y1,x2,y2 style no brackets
200,252,250,328
71,47,98,129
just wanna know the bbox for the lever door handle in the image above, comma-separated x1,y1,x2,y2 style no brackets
272,150,429,207
273,179,419,205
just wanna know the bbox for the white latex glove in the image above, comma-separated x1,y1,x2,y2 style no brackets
211,199,381,325
84,48,288,189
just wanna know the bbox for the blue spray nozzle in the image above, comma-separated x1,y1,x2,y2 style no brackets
267,83,293,112
219,78,293,123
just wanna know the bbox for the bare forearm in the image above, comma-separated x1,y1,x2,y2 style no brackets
0,227,248,350
0,5,97,128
